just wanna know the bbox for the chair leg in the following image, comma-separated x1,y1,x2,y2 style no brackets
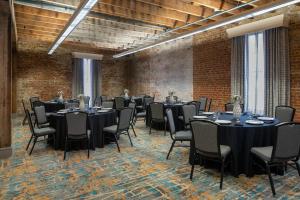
190,153,196,180
166,141,175,160
127,131,133,147
149,120,152,135
164,121,167,136
266,163,276,196
220,160,225,190
29,137,37,155
114,134,120,152
131,124,137,137
26,134,34,150
295,160,300,176
64,138,68,160
22,115,27,125
87,138,90,159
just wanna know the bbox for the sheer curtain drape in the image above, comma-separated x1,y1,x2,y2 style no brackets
72,58,84,98
264,27,290,116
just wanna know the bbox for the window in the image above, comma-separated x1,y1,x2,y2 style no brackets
244,32,265,115
83,58,93,106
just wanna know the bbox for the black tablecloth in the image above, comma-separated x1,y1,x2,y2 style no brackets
44,102,65,113
189,113,279,177
49,110,116,150
146,103,185,131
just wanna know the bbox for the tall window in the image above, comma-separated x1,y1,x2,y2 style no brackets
83,58,93,106
244,32,265,115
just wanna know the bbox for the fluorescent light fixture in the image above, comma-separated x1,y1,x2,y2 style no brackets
48,0,98,55
113,0,300,59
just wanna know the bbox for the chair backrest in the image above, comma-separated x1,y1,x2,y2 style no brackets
34,106,48,125
101,96,108,102
22,99,27,113
199,97,208,111
32,100,44,109
25,109,35,135
29,96,40,109
115,96,125,110
207,99,212,112
83,96,90,106
128,102,136,122
66,112,87,136
144,97,154,109
166,108,176,136
150,102,164,120
188,101,200,115
94,96,102,107
102,101,113,109
118,108,133,131
182,104,196,124
190,120,220,157
275,106,295,122
272,123,300,161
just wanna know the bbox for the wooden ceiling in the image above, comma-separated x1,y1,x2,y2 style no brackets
14,0,273,51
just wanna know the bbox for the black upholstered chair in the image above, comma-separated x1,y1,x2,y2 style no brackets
166,109,192,160
128,102,137,137
25,109,56,155
102,101,114,109
251,122,300,196
199,97,208,112
149,102,167,136
34,106,50,128
136,97,154,121
275,106,295,122
29,96,40,110
178,104,196,129
93,96,102,107
64,112,90,160
103,108,133,152
114,96,125,111
190,120,231,189
188,101,201,115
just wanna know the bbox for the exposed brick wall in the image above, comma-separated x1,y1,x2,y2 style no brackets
193,29,231,111
289,12,300,121
13,39,127,113
127,38,193,101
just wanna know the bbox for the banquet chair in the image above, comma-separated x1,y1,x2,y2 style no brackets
25,109,56,155
136,97,154,122
115,96,125,111
94,96,102,107
64,112,90,160
149,102,167,136
102,101,113,109
275,106,295,122
29,96,40,110
224,103,244,112
128,102,137,137
190,120,231,189
179,104,196,129
135,95,146,110
34,106,50,128
22,99,34,125
188,101,201,115
166,109,192,160
103,108,133,152
199,97,208,112
251,122,300,196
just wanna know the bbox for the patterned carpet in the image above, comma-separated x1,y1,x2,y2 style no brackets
1,117,300,199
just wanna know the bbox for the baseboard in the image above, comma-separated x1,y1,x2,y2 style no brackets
0,146,12,159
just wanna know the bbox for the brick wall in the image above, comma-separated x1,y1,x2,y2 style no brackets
127,37,193,101
193,29,231,111
13,39,127,113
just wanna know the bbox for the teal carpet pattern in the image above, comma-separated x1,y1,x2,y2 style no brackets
1,117,300,199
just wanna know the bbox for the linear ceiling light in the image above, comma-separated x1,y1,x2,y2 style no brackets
113,0,300,59
48,0,98,55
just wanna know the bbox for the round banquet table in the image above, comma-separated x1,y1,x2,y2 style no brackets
48,110,116,150
189,112,280,177
146,103,185,131
44,101,65,113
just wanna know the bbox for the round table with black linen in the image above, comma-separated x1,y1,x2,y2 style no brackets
189,112,280,177
146,103,185,131
44,101,65,113
48,110,116,150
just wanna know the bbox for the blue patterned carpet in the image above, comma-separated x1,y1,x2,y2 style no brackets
1,117,300,199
